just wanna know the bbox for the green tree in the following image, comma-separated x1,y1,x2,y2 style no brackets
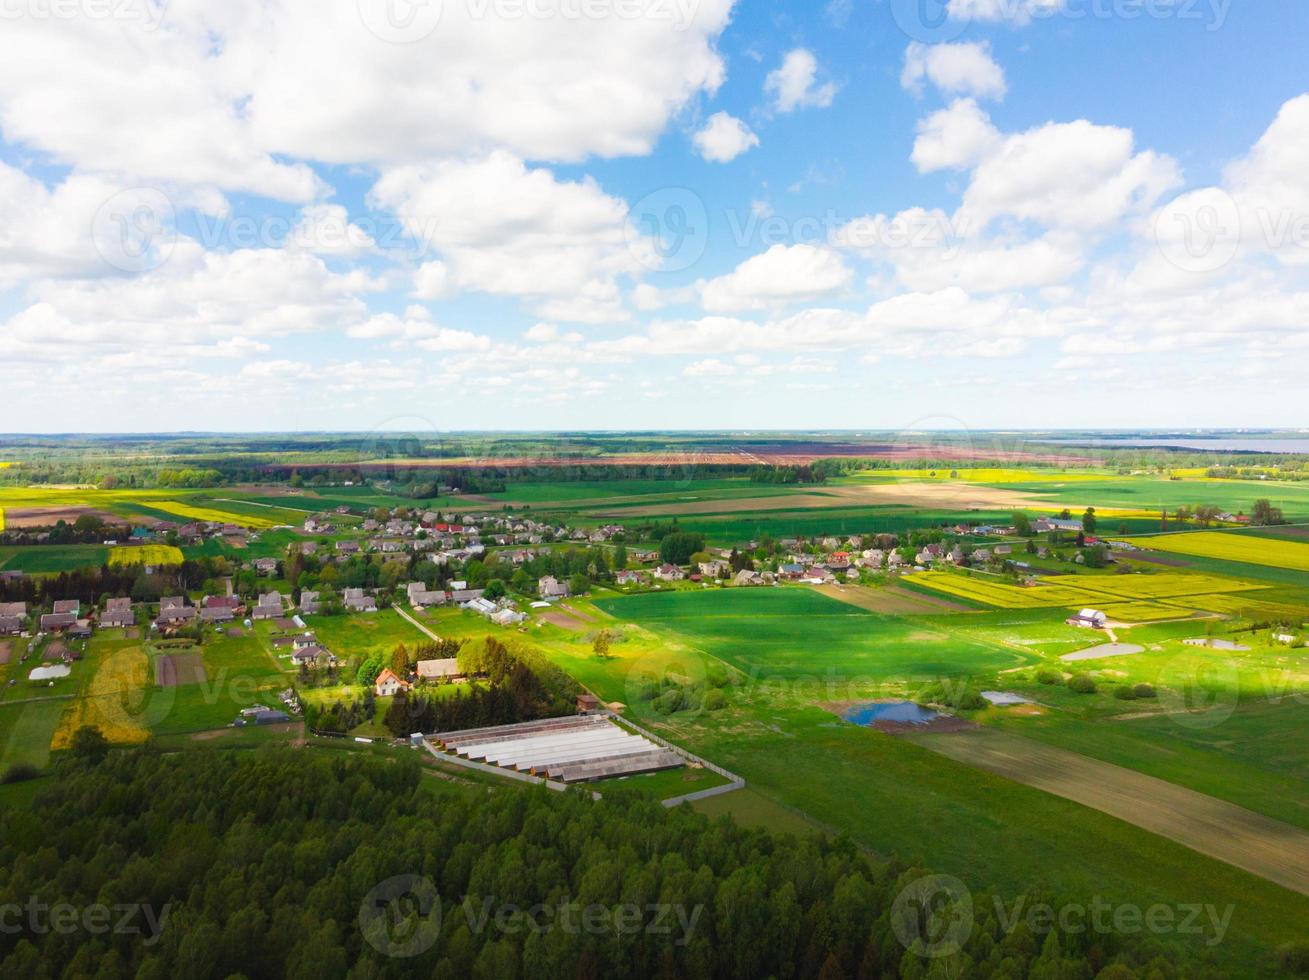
1081,507,1097,534
69,725,109,764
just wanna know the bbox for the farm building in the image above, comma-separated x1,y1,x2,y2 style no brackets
1067,609,1108,629
52,600,80,616
417,658,463,682
0,602,26,617
431,715,683,783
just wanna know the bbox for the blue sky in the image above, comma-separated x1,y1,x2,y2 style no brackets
1,0,1308,433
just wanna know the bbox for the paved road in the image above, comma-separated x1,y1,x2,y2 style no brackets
913,727,1309,897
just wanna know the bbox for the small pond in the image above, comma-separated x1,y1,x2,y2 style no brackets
844,701,939,726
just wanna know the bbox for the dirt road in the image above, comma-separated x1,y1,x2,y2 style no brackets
393,604,442,643
911,728,1309,896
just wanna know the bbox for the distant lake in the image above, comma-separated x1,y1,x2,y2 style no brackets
1045,437,1309,454
843,701,939,726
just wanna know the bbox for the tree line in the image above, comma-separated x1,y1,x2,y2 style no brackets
0,748,1229,979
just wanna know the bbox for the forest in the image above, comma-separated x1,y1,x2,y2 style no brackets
0,748,1222,980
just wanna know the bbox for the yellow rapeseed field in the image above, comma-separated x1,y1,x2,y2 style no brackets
1128,531,1309,572
109,545,185,567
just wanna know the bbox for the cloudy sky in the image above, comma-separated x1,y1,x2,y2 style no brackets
2,0,1308,433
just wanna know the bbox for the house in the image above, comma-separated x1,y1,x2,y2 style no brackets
39,611,77,632
299,541,318,556
698,560,730,579
100,598,135,629
577,693,602,714
156,602,197,627
779,562,806,580
406,582,446,608
652,564,685,582
538,576,570,599
1066,609,1108,629
200,605,236,623
252,593,283,620
253,557,279,577
417,658,463,682
343,588,377,613
291,645,336,668
0,602,27,618
915,545,943,565
801,567,836,585
299,590,321,615
449,588,485,604
734,569,762,586
615,570,644,586
0,616,23,636
52,599,80,616
374,668,408,697
335,540,360,554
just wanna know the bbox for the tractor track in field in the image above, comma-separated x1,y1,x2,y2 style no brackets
911,727,1309,897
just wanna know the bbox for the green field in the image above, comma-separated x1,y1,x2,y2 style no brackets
595,588,1030,681
991,699,1309,830
539,590,1309,968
